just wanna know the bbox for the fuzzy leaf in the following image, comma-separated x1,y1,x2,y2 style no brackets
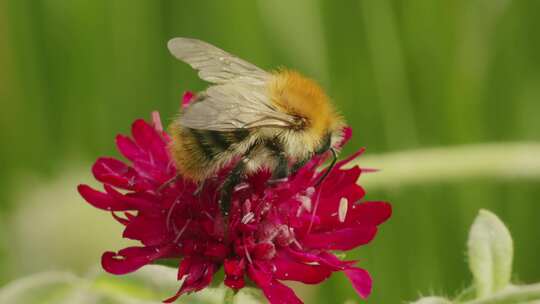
0,266,267,304
467,209,513,298
409,296,452,304
0,272,81,304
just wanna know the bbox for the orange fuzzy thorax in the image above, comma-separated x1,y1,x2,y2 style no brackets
269,69,343,143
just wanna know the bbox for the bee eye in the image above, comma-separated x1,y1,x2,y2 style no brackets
315,133,331,155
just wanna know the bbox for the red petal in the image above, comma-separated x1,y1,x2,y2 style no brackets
286,250,350,271
111,212,131,225
345,201,392,226
335,148,365,170
272,253,332,284
116,122,174,184
163,257,216,303
131,119,169,165
316,252,373,299
104,185,157,212
182,91,195,108
204,243,229,261
315,185,364,219
78,184,129,211
224,275,245,289
318,166,362,200
335,126,352,148
122,216,169,246
93,157,130,184
224,258,245,277
247,265,303,304
133,159,171,184
285,249,327,266
344,267,372,299
302,226,377,250
92,157,154,191
101,246,169,275
116,135,144,163
253,242,276,260
316,199,390,231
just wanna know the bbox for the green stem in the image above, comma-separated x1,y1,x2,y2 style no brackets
344,142,540,189
463,284,540,304
224,288,235,304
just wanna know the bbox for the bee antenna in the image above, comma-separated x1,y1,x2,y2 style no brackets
314,148,337,187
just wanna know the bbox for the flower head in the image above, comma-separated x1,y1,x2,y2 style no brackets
78,97,391,303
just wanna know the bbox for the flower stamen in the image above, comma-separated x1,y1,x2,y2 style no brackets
174,219,192,243
152,111,164,133
244,240,253,264
339,198,348,223
307,187,323,234
241,212,255,224
166,197,181,232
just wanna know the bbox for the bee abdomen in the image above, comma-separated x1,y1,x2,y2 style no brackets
189,129,250,160
187,129,214,159
231,129,250,142
169,125,252,181
208,130,231,151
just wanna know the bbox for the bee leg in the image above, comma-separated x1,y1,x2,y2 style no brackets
270,151,289,181
220,158,247,215
266,139,289,184
291,157,310,175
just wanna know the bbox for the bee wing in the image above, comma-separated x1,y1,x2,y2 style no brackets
168,37,269,85
180,83,297,131
168,38,296,131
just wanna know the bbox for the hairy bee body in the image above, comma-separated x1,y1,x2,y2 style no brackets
169,125,253,181
169,69,343,182
166,38,344,211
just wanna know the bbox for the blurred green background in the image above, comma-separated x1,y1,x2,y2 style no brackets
1,0,539,303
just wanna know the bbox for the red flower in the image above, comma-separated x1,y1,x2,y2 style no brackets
78,96,391,303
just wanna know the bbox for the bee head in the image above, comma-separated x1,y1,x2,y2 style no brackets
292,115,308,131
315,133,332,155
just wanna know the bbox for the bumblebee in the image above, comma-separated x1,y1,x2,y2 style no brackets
167,38,345,213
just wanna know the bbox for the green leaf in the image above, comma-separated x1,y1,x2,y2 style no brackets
89,265,225,304
0,266,224,304
467,209,513,298
462,283,540,304
231,287,266,304
89,265,179,301
224,288,235,304
453,286,476,302
409,296,453,304
0,272,81,304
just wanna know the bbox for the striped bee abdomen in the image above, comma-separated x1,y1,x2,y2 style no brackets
189,129,249,159
169,122,251,181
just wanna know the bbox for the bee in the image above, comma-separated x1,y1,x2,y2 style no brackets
167,38,345,213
